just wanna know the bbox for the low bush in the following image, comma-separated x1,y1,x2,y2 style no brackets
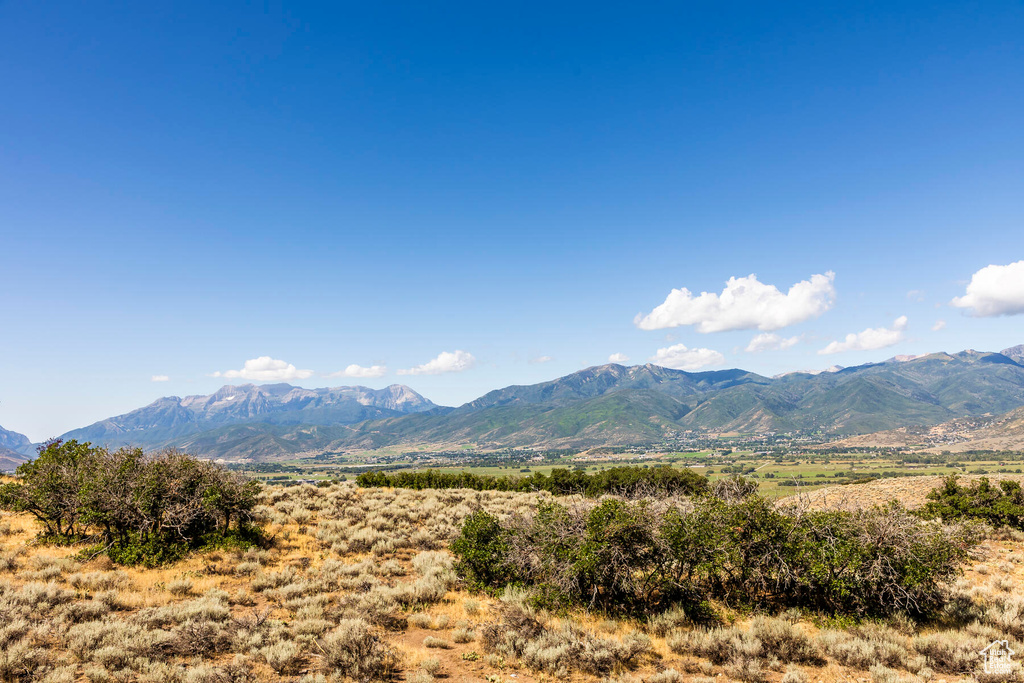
453,493,974,617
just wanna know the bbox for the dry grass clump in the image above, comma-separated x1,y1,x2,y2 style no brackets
166,577,194,596
423,635,452,648
669,625,768,681
0,549,22,572
68,570,132,592
408,612,432,629
912,630,990,674
452,626,476,643
749,616,824,665
18,555,80,582
781,665,808,683
817,624,912,670
668,618,902,683
480,603,650,676
320,617,399,679
646,605,699,636
646,669,683,683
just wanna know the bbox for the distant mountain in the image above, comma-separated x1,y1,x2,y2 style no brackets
0,425,31,471
1003,344,1024,365
0,425,32,457
45,345,1024,460
461,364,767,411
60,383,438,451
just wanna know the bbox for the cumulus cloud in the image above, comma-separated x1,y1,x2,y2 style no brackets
951,261,1024,317
151,375,170,382
329,364,387,379
398,350,476,376
818,316,908,355
932,319,947,332
608,352,630,363
745,332,800,353
649,344,725,370
529,355,554,364
635,271,835,332
213,356,314,381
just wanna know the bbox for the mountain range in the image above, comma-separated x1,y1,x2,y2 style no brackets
57,383,438,452
10,344,1016,461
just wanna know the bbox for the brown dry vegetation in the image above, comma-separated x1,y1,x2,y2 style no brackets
788,474,1024,511
0,478,1022,682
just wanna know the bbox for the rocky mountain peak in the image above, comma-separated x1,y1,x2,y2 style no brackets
1002,344,1024,365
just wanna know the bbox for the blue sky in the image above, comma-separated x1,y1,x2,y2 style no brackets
2,1,1023,441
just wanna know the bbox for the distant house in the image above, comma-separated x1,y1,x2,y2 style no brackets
981,640,1015,674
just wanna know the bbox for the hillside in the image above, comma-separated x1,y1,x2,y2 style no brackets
834,404,1024,452
0,446,28,472
0,424,32,457
785,473,1024,511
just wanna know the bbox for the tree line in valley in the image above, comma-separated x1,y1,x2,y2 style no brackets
356,465,712,497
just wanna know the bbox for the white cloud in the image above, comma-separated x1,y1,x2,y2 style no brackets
151,375,170,382
818,316,908,355
529,355,554,364
213,356,314,381
907,289,926,302
397,350,476,376
635,271,835,332
329,364,387,379
745,332,800,353
649,344,725,371
951,261,1024,316
932,319,947,332
608,352,630,363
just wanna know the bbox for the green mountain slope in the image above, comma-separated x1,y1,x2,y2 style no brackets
44,345,1024,460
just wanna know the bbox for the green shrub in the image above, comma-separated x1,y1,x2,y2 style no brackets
920,476,1024,529
452,492,974,618
450,511,517,591
1,440,263,566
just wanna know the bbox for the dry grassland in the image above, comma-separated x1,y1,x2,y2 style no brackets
0,479,1021,683
788,474,1024,511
